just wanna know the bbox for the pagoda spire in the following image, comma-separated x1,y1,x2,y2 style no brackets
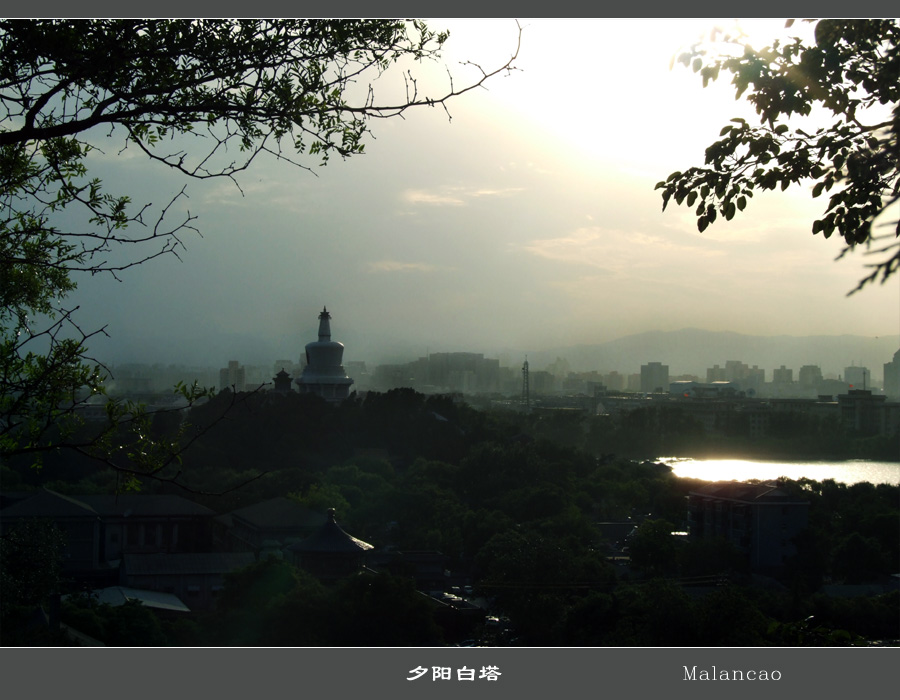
297,306,353,402
317,306,331,341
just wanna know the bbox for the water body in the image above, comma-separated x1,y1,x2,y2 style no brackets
658,457,900,486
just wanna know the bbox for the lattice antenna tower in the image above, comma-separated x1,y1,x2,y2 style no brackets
521,358,530,411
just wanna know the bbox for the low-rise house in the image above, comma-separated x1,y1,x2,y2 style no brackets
77,493,215,561
0,489,216,586
1,489,106,582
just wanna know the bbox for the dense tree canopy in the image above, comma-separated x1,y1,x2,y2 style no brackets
657,19,899,293
0,19,519,486
4,384,898,646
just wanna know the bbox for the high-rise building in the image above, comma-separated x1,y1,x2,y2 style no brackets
744,366,765,395
707,360,765,395
296,307,354,403
626,374,641,392
884,349,900,399
772,365,793,384
530,369,555,396
641,362,669,393
219,360,245,392
798,365,823,387
707,364,727,382
417,352,500,393
844,365,870,390
603,371,625,392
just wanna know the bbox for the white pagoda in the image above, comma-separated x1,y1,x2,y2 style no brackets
296,307,354,403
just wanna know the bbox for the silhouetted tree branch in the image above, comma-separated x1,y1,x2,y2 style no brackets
656,19,899,294
0,19,521,490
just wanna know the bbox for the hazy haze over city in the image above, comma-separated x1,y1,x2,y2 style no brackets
65,19,899,370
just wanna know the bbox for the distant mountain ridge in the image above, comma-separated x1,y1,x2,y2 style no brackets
524,328,900,381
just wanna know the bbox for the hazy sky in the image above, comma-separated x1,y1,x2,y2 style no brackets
64,19,900,368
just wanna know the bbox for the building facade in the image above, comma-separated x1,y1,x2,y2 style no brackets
0,490,216,586
843,365,871,391
772,365,793,384
219,360,246,392
121,552,254,611
885,349,900,399
687,482,809,573
838,389,891,435
641,362,669,393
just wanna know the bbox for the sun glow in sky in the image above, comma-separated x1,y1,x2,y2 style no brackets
435,20,801,168
68,19,899,370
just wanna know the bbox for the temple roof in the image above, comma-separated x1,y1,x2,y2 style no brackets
287,509,373,554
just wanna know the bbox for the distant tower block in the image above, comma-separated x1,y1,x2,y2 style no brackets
296,307,354,403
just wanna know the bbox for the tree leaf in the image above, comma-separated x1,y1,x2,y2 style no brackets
665,19,900,291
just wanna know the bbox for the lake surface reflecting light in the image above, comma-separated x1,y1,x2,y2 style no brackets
658,457,900,486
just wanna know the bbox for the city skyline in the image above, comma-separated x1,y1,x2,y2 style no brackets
63,20,899,369
107,326,899,391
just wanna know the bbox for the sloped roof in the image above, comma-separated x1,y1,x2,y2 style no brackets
287,509,373,554
124,552,254,576
689,482,808,504
77,494,215,517
229,497,326,530
0,492,36,510
0,489,99,519
0,490,216,521
67,586,191,613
